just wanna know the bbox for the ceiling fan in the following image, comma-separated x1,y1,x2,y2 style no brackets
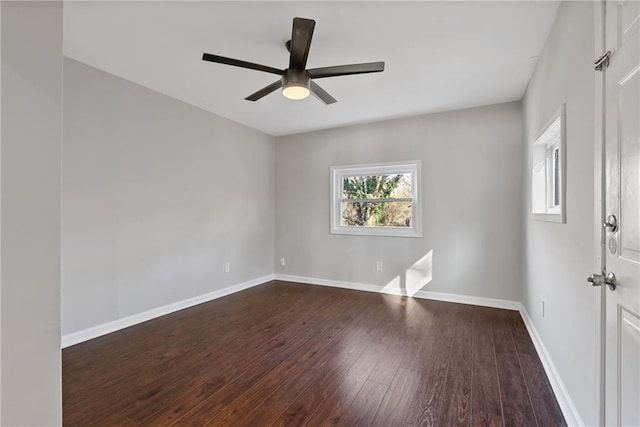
202,17,385,104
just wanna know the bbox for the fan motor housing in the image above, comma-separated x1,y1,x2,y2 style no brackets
282,68,310,88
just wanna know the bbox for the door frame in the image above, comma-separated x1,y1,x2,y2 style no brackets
593,1,607,425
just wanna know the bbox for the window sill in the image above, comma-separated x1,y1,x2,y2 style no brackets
330,227,422,238
532,212,565,224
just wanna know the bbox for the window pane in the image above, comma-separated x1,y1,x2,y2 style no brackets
341,201,412,227
389,174,412,198
553,148,560,206
342,174,412,199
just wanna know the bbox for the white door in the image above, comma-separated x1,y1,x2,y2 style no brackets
604,1,640,425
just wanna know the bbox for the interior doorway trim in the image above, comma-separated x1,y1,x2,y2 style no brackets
593,1,607,425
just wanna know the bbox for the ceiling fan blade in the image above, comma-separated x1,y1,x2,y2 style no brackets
244,80,283,101
202,53,282,76
289,17,315,70
308,62,385,79
310,81,337,105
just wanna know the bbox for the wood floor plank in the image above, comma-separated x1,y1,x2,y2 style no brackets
229,294,385,426
370,367,420,426
438,305,474,426
63,281,565,426
63,282,297,393
64,282,294,379
509,315,566,426
65,283,338,425
290,295,404,426
269,347,367,427
145,290,351,425
493,312,538,426
197,292,373,426
407,303,460,426
272,295,398,427
368,296,429,386
471,308,504,427
302,345,384,426
334,379,389,427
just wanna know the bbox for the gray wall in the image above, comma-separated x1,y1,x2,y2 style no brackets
1,2,63,424
62,58,275,335
275,102,524,302
522,2,597,425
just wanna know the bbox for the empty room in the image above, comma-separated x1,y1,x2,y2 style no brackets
1,0,639,425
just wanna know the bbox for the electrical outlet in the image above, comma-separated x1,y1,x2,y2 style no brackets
225,262,231,273
376,261,383,271
280,258,286,267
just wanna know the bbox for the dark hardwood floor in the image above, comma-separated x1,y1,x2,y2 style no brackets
63,281,565,426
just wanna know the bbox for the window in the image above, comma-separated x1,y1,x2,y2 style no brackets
330,161,421,237
532,104,566,223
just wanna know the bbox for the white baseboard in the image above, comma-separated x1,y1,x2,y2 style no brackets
519,305,584,426
61,274,275,348
273,273,521,310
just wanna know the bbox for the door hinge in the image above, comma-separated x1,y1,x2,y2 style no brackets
595,51,611,71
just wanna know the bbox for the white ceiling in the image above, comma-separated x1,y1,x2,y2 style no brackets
63,1,560,136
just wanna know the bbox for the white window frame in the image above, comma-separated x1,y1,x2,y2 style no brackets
330,161,422,237
532,104,566,223
547,142,561,209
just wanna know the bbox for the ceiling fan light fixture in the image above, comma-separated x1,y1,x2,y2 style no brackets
282,83,310,100
281,68,311,101
201,17,385,104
